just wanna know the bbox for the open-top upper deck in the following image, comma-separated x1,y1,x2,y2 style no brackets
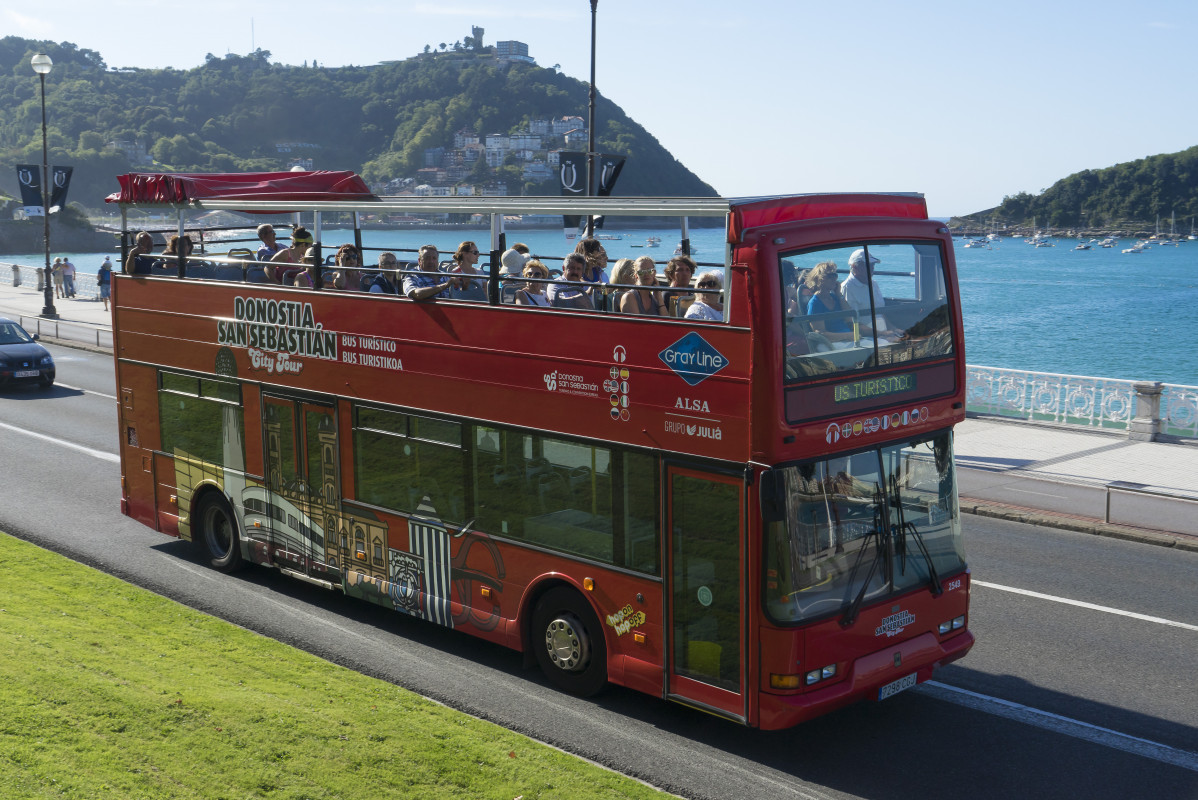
109,173,960,469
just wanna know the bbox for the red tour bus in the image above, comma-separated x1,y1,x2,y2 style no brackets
108,172,973,729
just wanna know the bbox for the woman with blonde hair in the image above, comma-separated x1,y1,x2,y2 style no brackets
619,256,665,316
515,260,552,307
804,261,855,345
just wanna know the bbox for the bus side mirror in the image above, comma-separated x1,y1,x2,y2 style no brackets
759,469,784,523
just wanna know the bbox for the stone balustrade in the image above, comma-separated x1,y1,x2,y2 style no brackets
966,365,1197,442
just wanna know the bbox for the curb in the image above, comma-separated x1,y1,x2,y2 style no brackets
961,500,1198,553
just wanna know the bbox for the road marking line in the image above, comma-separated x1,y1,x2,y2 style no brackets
975,580,1198,632
57,382,118,400
0,421,119,463
918,681,1198,773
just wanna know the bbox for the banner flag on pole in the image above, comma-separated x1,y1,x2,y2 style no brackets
49,166,73,213
16,165,44,216
558,152,586,233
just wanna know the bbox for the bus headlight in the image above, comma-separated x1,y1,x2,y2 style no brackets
804,664,837,685
938,615,966,634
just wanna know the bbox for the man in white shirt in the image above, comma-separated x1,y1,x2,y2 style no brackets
841,248,891,335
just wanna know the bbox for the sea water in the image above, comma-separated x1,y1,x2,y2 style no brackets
11,227,1196,387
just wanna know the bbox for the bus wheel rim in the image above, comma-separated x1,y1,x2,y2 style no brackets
544,615,589,672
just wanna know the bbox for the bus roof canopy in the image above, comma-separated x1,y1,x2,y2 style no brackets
105,170,375,205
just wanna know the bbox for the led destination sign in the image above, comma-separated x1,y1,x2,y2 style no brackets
834,373,915,403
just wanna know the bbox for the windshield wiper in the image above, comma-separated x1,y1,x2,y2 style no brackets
841,484,890,627
889,474,942,595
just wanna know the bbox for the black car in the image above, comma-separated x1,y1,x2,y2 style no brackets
0,317,55,389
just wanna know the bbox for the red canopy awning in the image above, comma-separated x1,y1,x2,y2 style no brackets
727,194,928,241
105,171,376,205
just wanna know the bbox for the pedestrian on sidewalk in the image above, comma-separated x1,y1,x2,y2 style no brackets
51,258,64,299
97,256,113,311
61,257,77,298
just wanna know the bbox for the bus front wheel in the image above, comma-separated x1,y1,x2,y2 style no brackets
531,587,607,697
195,494,244,573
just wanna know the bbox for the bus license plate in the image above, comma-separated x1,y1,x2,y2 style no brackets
878,672,917,700
14,370,39,378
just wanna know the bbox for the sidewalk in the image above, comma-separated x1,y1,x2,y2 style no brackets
955,417,1198,550
2,273,1195,550
0,266,113,349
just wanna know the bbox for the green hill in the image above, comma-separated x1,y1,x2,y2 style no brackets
0,37,716,209
956,146,1198,230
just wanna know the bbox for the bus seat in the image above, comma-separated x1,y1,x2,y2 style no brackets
227,248,255,261
670,295,695,318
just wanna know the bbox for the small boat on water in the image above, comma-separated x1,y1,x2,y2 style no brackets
1122,242,1150,254
1074,242,1091,251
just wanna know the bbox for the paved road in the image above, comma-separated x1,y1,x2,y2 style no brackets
3,344,1197,799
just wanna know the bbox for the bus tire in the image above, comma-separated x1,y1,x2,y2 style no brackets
531,587,607,697
195,493,244,573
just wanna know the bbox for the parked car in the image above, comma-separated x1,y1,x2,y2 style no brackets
0,317,55,389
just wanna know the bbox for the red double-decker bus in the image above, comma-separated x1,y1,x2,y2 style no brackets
109,172,973,729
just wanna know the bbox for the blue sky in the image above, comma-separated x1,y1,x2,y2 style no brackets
7,0,1196,216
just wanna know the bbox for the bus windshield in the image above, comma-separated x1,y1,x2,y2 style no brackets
781,242,954,381
764,432,965,625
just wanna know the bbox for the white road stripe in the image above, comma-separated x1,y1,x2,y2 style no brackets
0,421,120,463
917,681,1198,773
57,382,118,400
974,580,1198,632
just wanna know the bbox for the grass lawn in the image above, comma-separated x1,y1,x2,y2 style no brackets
0,532,667,799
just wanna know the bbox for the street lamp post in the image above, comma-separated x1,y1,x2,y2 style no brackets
585,0,598,237
31,52,57,319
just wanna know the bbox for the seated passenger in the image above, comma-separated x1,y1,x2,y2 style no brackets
331,244,364,290
268,228,312,283
367,252,400,294
153,234,195,271
546,254,595,310
840,248,897,337
515,260,551,307
499,247,529,284
608,258,636,309
292,248,319,289
124,231,155,275
574,237,610,284
255,224,281,261
662,254,696,316
684,270,723,322
619,257,666,316
448,240,487,302
403,244,457,301
804,261,856,347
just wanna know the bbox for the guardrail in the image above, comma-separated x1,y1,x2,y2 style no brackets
966,365,1197,442
12,313,113,349
9,263,100,302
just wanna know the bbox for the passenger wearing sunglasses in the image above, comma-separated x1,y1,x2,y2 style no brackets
515,260,552,307
683,270,724,322
619,256,666,316
331,244,364,291
449,240,487,301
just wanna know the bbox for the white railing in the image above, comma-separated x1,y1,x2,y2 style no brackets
966,365,1198,442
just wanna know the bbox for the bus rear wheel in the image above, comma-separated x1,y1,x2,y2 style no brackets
195,494,244,573
531,587,607,697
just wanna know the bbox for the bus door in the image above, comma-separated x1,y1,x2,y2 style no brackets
665,465,747,721
262,395,339,583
